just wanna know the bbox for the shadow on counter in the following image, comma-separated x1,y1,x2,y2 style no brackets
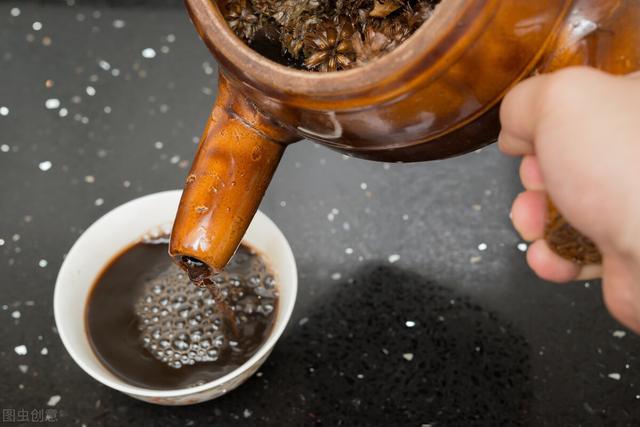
107,263,533,425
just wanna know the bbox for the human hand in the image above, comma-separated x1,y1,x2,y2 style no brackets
499,66,640,332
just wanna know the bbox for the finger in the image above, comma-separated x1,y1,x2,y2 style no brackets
526,239,581,282
519,155,545,191
575,264,603,281
602,257,640,333
499,74,551,155
511,190,547,241
498,130,534,156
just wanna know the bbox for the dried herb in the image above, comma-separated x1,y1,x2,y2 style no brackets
223,0,260,42
303,17,356,71
218,0,441,71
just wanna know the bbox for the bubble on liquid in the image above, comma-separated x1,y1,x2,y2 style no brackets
134,257,278,369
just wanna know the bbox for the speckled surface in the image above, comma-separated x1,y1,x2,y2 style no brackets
1,1,640,425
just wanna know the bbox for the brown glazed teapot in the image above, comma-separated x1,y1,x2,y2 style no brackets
169,0,640,272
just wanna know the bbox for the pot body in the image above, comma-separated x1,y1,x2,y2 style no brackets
191,0,640,161
170,0,640,272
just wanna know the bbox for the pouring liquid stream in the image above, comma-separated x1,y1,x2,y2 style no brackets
179,256,240,338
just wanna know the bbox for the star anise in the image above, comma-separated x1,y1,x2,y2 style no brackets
403,0,435,31
224,0,260,41
250,0,276,16
281,14,323,59
377,13,412,44
351,25,394,65
303,18,356,72
272,0,325,28
369,0,407,18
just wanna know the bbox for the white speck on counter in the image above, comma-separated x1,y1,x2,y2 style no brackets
167,34,176,43
1,144,9,152
25,301,34,306
160,46,170,54
38,161,52,171
202,62,214,75
470,255,482,264
584,282,591,288
154,141,163,150
0,106,9,116
170,155,180,164
388,254,400,263
113,19,125,28
142,48,156,59
608,373,621,380
279,201,286,207
345,247,354,255
98,59,111,70
38,259,48,268
472,204,482,211
12,234,20,242
94,198,104,206
45,98,60,109
47,395,61,407
32,21,42,31
18,365,28,374
0,239,4,246
478,243,488,251
357,374,364,379
402,214,409,221
58,108,68,117
405,320,416,328
103,106,111,114
331,272,342,280
14,345,27,355
613,330,626,338
517,243,528,252
41,347,48,355
243,409,252,418
299,317,309,326
123,180,131,188
360,182,368,190
11,310,21,319
403,353,414,361
10,7,20,17
86,86,96,96
84,175,95,183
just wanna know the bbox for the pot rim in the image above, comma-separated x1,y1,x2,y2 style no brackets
186,0,495,104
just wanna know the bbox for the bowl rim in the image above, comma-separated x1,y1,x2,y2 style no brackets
53,190,297,398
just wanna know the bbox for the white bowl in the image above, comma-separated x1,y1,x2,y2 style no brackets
54,190,297,405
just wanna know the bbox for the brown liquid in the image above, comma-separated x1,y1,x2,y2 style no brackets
86,240,278,390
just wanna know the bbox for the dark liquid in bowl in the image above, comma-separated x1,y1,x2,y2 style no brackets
86,240,278,390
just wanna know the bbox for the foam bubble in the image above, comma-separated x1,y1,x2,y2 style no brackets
135,255,278,369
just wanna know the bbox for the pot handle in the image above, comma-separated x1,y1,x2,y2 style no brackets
170,74,297,273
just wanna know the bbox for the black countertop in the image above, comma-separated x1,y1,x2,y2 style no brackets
1,1,639,425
